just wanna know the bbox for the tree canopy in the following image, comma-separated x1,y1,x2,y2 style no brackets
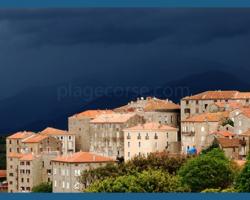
178,148,235,192
32,182,52,193
85,169,189,192
235,154,250,192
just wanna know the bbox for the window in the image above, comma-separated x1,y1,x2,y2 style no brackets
137,133,141,140
171,116,173,123
21,178,24,183
128,152,130,157
145,133,149,140
9,173,14,177
196,100,199,105
239,121,242,126
54,180,57,187
201,127,205,132
166,132,169,138
68,136,72,141
154,133,158,139
128,142,130,148
26,161,30,166
9,148,12,153
53,168,57,175
27,178,29,183
186,100,189,105
62,181,65,188
66,182,70,189
9,140,11,144
138,142,141,148
127,132,131,139
61,169,65,176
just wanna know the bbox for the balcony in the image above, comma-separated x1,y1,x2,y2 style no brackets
182,131,195,136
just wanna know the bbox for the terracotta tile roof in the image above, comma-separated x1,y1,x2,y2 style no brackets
234,92,250,99
41,127,73,136
238,107,250,118
211,130,235,137
7,131,35,139
71,110,114,119
183,91,239,100
183,91,250,100
115,97,179,112
182,112,229,123
0,170,6,178
7,152,23,158
124,122,177,132
214,102,243,109
90,113,137,124
52,152,114,163
19,153,36,161
217,138,240,148
22,134,49,143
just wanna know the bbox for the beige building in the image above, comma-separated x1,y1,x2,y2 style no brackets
68,110,113,152
6,131,62,192
181,112,229,153
40,127,75,155
115,97,180,128
90,113,145,159
181,91,250,120
52,152,114,193
123,122,178,162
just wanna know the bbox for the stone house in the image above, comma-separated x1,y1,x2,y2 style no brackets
40,127,75,155
123,122,178,162
68,110,113,152
181,90,250,121
52,152,114,193
181,112,229,153
90,113,145,159
115,97,180,128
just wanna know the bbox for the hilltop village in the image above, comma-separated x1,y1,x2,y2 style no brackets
4,90,250,192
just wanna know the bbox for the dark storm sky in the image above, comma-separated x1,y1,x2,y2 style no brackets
0,8,250,99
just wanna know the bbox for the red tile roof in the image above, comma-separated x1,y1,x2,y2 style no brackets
7,152,23,158
71,110,114,119
238,107,250,118
124,122,177,132
52,152,114,163
0,170,6,178
182,112,229,123
7,131,34,139
22,134,49,143
90,113,137,124
217,138,240,148
183,91,250,100
41,127,73,136
19,153,36,161
211,131,235,137
240,129,250,136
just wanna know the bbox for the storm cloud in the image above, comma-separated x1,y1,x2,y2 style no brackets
0,8,250,99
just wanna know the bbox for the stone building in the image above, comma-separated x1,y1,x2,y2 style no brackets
181,112,229,153
123,122,178,162
114,97,180,128
181,91,250,121
6,131,62,192
40,127,75,155
68,110,113,152
216,138,240,159
52,152,114,193
90,113,145,159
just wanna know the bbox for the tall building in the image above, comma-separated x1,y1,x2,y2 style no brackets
68,110,113,152
6,131,62,192
52,152,114,193
90,113,145,159
123,122,178,161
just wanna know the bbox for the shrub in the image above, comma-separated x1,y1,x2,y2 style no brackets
178,148,234,192
32,182,52,193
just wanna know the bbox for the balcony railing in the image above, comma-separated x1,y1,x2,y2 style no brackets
182,131,195,136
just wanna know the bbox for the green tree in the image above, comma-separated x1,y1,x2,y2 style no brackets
235,154,250,192
85,169,189,192
178,148,234,192
32,182,52,193
222,118,234,127
79,152,186,187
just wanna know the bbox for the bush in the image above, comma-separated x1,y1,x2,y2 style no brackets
85,169,190,192
235,154,250,192
79,152,187,187
32,182,52,193
178,148,234,192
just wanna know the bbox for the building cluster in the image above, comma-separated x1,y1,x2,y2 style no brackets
5,91,250,192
